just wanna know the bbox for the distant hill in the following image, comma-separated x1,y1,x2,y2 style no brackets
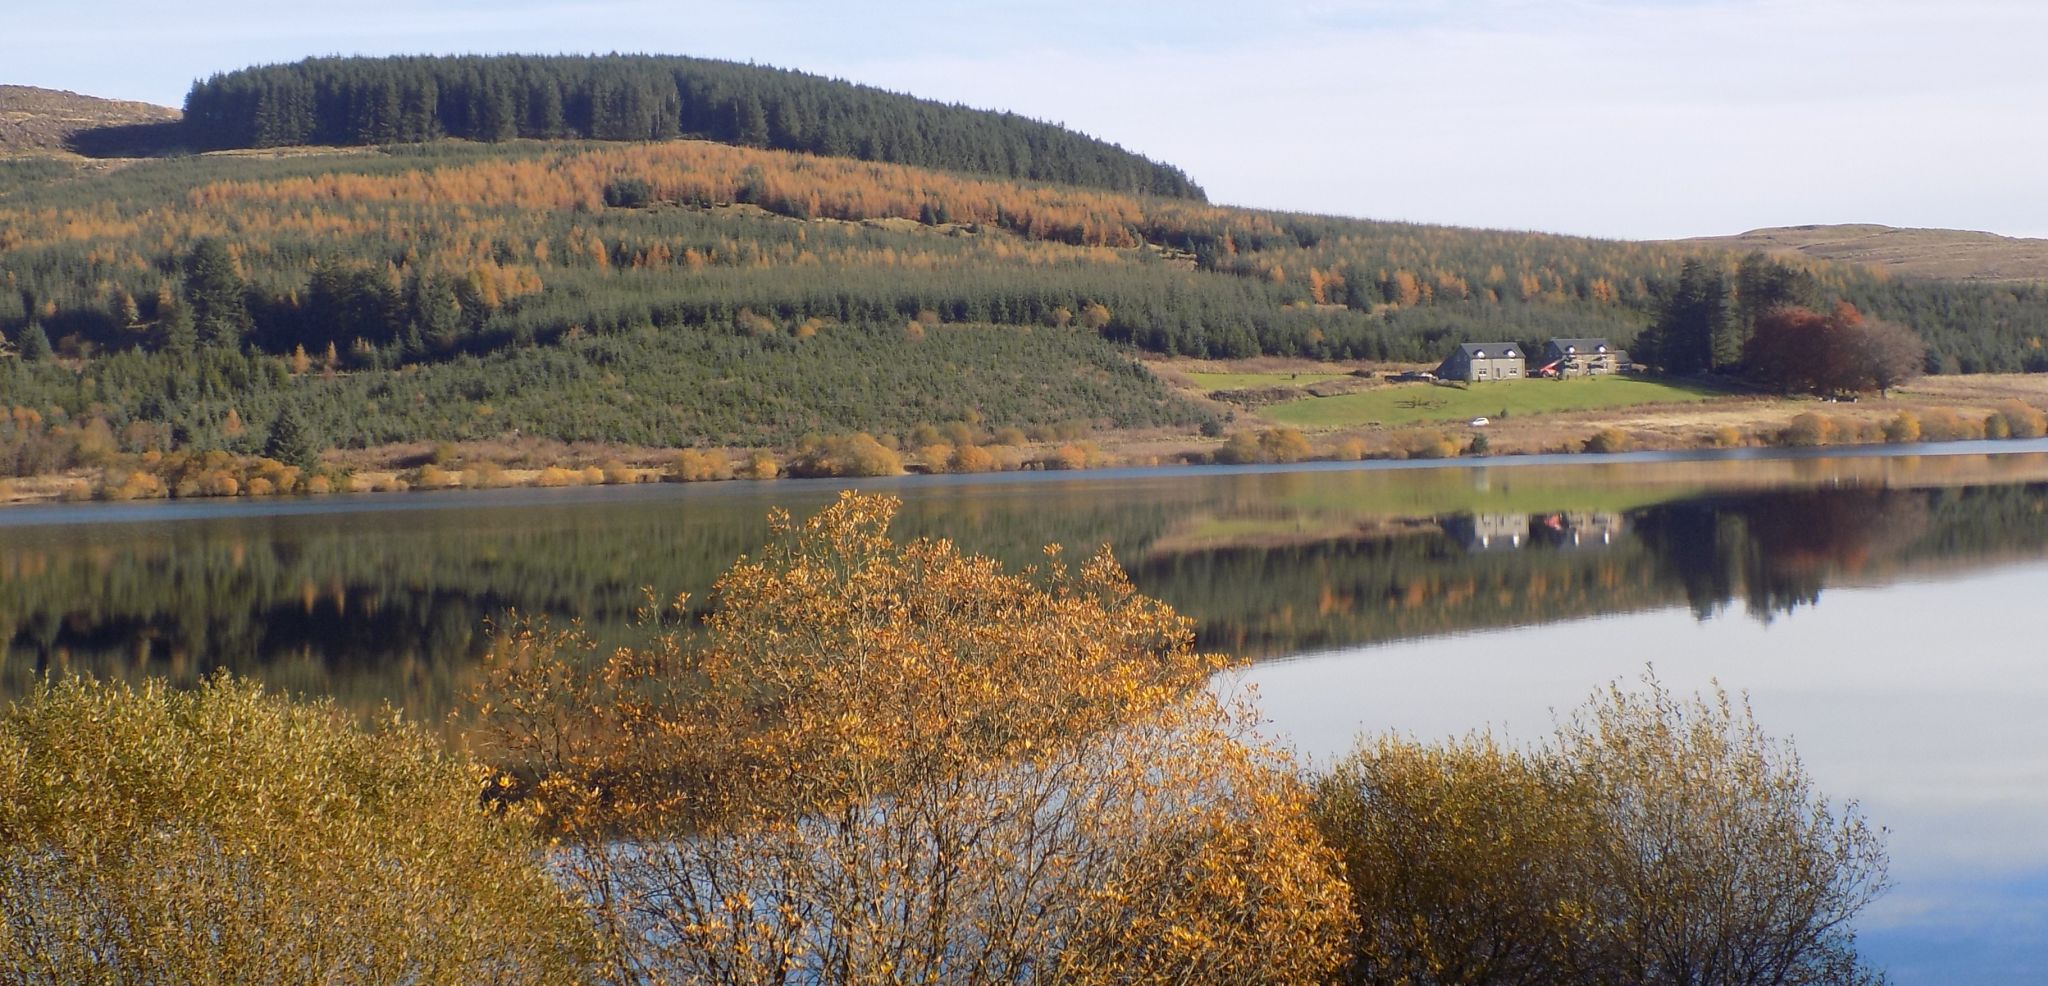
0,85,181,156
1681,224,2048,283
182,54,1204,199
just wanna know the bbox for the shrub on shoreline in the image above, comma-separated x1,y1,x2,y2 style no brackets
1314,674,1888,986
0,675,596,983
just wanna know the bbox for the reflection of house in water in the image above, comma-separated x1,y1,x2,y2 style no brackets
1531,511,1626,549
1443,513,1531,551
1446,512,1625,551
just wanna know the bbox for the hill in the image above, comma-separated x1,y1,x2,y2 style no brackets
182,54,1202,199
0,85,180,156
1681,224,2048,283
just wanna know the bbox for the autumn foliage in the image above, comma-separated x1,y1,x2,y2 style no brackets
1315,675,1889,986
1745,302,1926,397
0,675,596,983
475,493,1352,983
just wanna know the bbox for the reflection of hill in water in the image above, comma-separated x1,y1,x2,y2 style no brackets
5,461,2048,721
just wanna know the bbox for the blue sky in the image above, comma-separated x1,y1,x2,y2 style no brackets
14,0,2048,240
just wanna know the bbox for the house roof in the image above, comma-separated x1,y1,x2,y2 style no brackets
1547,337,1614,353
1449,342,1524,359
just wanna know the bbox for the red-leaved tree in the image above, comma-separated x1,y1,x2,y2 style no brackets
1745,302,1925,397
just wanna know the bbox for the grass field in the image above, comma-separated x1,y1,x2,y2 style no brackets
1184,371,1353,392
1264,377,1727,428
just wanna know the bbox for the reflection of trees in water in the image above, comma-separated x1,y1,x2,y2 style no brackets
1631,489,1934,622
0,490,1186,719
1132,533,1668,658
5,480,2044,716
1143,482,2048,655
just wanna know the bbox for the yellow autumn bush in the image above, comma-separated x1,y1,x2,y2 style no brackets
0,675,596,984
787,431,903,477
1314,674,1888,986
670,447,733,482
476,493,1352,984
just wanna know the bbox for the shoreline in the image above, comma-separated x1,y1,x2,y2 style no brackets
7,370,2047,511
6,436,2047,529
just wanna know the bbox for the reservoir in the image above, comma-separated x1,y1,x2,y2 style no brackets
6,441,2048,983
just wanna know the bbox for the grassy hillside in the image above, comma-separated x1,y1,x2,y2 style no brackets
1682,224,2048,283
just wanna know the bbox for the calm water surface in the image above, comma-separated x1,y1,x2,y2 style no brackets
5,443,2048,983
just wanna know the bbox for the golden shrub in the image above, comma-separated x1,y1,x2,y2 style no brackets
98,470,166,502
476,494,1352,984
463,460,510,488
949,442,997,473
199,469,240,497
1047,440,1110,470
917,441,957,472
743,450,781,480
1392,429,1458,460
671,448,733,482
1583,426,1633,454
0,675,597,984
1214,431,1264,464
1917,407,1983,442
1315,675,1888,986
788,432,903,478
1884,412,1922,444
408,463,461,490
1315,734,1584,986
1994,399,2047,439
1781,413,1835,447
1258,426,1313,463
535,465,577,487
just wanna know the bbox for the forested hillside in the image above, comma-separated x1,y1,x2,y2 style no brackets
181,55,1202,199
4,105,2047,474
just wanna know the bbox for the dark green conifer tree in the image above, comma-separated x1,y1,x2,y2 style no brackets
184,239,250,351
265,401,323,471
17,322,52,362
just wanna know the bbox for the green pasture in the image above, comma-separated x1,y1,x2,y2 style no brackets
1264,377,1726,428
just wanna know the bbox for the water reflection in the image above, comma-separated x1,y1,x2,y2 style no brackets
1236,561,2048,986
6,453,2048,720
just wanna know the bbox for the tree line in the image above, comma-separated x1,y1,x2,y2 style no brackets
181,54,1204,200
1634,256,1931,395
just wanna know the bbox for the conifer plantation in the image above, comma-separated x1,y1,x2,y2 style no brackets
181,54,1205,199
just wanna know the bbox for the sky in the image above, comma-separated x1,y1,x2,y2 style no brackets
13,0,2048,240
